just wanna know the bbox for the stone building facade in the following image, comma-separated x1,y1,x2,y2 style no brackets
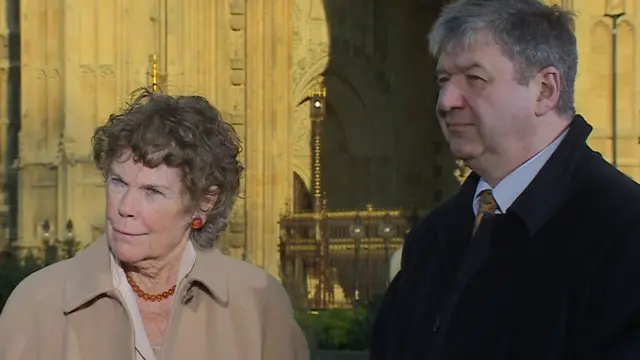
0,0,637,277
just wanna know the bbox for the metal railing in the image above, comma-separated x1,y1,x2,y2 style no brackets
279,208,420,309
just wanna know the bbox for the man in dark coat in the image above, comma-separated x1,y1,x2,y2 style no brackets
370,0,640,359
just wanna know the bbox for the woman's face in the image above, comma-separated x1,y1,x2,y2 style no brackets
105,153,194,265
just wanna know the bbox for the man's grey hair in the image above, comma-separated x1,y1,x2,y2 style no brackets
428,0,577,117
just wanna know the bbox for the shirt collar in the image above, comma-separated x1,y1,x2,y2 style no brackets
473,128,568,215
110,240,197,293
110,241,197,360
63,235,228,313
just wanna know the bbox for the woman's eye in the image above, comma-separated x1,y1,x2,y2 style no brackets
108,177,124,185
145,188,163,196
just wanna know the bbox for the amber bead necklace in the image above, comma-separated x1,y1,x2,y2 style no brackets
125,272,176,302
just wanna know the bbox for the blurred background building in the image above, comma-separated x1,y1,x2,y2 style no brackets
0,0,636,308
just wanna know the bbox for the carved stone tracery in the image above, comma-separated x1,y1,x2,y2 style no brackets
291,0,393,209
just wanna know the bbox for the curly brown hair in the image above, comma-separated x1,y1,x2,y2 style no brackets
91,88,244,249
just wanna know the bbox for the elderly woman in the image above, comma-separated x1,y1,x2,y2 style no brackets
0,89,309,360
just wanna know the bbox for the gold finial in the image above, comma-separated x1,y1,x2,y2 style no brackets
321,194,328,213
454,159,470,184
283,198,292,216
150,54,159,92
309,87,327,98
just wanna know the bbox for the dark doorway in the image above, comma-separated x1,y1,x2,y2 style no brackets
315,0,457,213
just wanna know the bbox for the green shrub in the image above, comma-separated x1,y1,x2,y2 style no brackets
0,250,42,310
0,238,85,311
295,294,384,351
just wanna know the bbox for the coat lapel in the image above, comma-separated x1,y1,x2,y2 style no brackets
436,172,478,277
63,295,135,360
61,236,136,360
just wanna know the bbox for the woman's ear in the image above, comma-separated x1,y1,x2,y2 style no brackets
198,186,219,215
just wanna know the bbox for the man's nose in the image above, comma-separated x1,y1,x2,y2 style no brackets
437,83,466,115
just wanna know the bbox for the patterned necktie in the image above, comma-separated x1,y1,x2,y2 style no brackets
473,190,498,235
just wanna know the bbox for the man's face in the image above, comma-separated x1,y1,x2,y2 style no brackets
435,32,536,168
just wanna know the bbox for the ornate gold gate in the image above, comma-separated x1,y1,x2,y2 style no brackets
280,206,416,309
279,84,422,309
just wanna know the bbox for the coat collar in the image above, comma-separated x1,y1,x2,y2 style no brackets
63,235,229,313
454,115,592,237
507,114,592,236
426,115,591,276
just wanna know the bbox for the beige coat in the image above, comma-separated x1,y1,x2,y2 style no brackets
0,236,309,360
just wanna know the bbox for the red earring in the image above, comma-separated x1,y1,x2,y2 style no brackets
191,217,204,230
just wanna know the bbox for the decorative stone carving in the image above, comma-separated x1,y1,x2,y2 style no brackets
97,64,117,127
79,64,95,75
48,68,61,80
588,21,612,118
307,40,327,69
99,64,115,76
54,133,64,166
616,20,635,134
62,135,79,166
229,0,246,15
292,2,304,85
222,0,247,254
0,35,7,60
229,29,246,60
309,0,325,21
229,16,245,31
228,201,245,233
230,70,245,85
230,86,246,116
229,1,246,90
292,60,305,86
292,0,331,88
292,104,310,155
227,200,246,249
80,64,97,95
230,112,245,126
35,69,46,80
17,131,52,168
605,0,625,15
230,57,244,70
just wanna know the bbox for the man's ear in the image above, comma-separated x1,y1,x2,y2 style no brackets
534,66,561,116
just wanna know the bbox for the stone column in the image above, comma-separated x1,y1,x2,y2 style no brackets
18,0,158,249
18,0,64,248
245,0,292,276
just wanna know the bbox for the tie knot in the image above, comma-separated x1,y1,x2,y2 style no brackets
477,190,498,214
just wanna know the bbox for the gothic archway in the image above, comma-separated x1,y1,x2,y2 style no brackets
293,171,313,213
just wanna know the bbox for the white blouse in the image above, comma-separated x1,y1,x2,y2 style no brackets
111,243,196,360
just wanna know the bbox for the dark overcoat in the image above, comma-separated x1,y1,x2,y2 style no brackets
370,116,640,360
